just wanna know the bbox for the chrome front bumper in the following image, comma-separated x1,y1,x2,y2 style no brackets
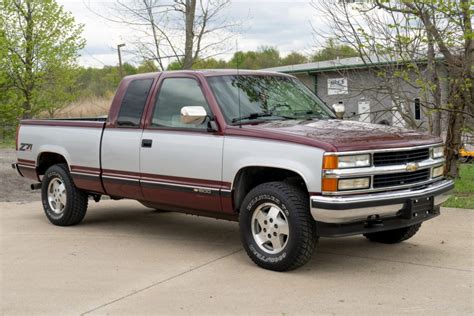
310,179,454,224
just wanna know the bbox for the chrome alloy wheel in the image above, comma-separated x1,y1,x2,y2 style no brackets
251,202,290,254
47,177,67,214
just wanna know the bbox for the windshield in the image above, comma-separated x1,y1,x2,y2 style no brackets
207,75,335,124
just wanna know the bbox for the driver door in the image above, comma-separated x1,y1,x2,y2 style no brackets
139,75,224,213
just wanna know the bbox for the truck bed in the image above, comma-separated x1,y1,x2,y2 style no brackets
16,118,106,192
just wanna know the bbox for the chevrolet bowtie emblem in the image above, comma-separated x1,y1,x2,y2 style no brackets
406,162,419,172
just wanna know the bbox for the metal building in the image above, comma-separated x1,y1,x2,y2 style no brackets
265,56,449,130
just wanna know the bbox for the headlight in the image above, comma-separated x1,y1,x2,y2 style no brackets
323,154,371,169
432,165,444,178
337,154,371,168
338,177,370,190
432,145,444,159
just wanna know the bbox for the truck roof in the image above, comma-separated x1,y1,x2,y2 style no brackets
122,69,294,80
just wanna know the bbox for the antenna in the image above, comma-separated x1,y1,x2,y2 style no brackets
236,39,242,128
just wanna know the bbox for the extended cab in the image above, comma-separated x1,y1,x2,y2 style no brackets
13,70,454,271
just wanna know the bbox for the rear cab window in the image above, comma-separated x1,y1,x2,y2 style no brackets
117,79,154,127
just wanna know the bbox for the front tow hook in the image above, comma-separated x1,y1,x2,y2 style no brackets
364,215,384,228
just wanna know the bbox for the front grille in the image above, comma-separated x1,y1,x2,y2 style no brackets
373,148,430,166
373,169,430,188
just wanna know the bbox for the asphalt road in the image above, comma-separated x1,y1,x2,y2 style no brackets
1,200,473,315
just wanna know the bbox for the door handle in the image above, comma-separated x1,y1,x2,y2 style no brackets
142,139,153,148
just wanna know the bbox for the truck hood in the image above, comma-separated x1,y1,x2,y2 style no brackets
232,119,442,152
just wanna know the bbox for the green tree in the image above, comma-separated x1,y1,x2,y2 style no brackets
167,57,228,70
0,23,21,136
311,38,359,62
192,58,228,69
0,0,85,119
166,48,306,71
137,60,159,73
252,46,281,69
74,63,140,100
228,51,257,69
281,52,309,66
228,46,282,69
122,63,138,76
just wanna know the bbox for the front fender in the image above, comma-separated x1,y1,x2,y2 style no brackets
223,137,324,193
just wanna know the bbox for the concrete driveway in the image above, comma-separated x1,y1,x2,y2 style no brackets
1,200,473,315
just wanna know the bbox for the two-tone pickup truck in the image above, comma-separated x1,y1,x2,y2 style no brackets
13,70,454,271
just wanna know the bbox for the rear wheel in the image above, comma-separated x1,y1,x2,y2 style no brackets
239,182,318,271
41,163,88,226
363,223,422,244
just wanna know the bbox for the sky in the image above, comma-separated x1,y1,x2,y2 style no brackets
57,0,327,68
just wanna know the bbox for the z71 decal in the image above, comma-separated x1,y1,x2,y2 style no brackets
19,143,33,151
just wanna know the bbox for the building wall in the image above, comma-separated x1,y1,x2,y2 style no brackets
295,73,316,93
291,65,448,131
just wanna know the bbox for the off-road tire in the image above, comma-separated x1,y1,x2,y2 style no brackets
41,163,88,226
239,182,318,271
363,223,422,244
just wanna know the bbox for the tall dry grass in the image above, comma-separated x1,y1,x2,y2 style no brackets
54,96,112,118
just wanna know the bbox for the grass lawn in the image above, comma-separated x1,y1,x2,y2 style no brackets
444,164,474,209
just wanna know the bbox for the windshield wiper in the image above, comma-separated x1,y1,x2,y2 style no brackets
232,112,275,123
295,110,316,116
282,110,322,120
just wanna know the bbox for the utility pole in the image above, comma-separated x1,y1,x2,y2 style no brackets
117,43,126,78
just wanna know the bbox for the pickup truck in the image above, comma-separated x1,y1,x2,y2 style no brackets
13,70,454,271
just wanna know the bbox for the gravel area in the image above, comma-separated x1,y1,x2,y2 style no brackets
0,149,40,202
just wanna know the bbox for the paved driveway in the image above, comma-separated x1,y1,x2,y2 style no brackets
1,200,473,315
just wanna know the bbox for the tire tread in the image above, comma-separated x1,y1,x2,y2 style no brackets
240,181,318,271
42,163,88,226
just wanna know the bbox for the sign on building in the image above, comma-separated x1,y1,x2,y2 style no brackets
328,78,348,95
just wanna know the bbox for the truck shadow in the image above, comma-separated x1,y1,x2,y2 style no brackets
78,201,240,247
76,201,441,272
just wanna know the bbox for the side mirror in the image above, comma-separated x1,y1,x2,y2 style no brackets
181,106,207,125
332,103,345,119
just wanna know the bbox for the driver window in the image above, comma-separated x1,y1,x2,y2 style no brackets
152,78,210,129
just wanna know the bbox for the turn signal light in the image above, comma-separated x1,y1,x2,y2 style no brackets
322,178,338,191
323,155,338,169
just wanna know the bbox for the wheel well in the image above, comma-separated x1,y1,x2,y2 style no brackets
37,152,68,175
232,166,308,212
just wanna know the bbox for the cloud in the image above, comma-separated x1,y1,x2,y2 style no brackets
59,0,329,67
228,1,324,53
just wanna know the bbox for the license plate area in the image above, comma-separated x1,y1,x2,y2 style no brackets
401,196,434,219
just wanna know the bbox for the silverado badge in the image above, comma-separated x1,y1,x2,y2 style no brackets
406,162,419,172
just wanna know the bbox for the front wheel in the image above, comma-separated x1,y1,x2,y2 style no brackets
41,163,88,226
239,182,318,271
363,223,422,244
